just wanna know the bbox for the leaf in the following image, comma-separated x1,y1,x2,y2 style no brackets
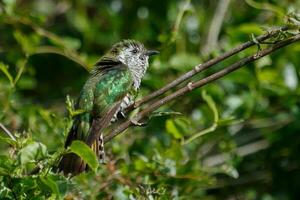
218,117,244,126
69,140,99,172
65,95,85,117
0,62,14,87
0,136,16,145
3,0,16,15
0,155,13,175
40,176,60,197
14,58,28,85
237,24,264,35
166,119,183,139
13,31,38,54
202,90,219,123
18,142,48,165
245,0,285,17
61,37,81,50
183,90,219,145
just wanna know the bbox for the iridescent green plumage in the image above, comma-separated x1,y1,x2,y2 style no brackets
58,40,158,175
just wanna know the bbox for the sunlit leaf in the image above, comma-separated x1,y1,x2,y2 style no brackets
0,135,16,145
18,142,48,165
0,62,14,87
69,140,98,172
166,119,183,139
40,176,60,197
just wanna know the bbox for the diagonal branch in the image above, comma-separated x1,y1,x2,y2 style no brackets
0,122,17,142
129,26,288,110
105,33,300,143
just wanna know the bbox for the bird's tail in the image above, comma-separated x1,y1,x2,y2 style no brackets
58,151,86,175
58,120,103,175
97,133,106,163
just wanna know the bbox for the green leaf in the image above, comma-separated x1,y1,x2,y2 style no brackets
18,142,48,165
183,90,219,145
14,58,28,85
3,0,16,15
202,90,219,123
0,62,14,87
237,23,264,35
218,117,244,126
13,31,38,54
166,119,183,139
245,0,285,17
0,135,16,145
40,176,60,197
69,140,99,172
61,37,81,50
66,95,85,117
0,155,13,175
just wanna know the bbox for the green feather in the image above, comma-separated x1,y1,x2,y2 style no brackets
58,39,148,175
59,57,133,175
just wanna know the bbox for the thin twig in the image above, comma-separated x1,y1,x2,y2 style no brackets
0,122,17,142
129,26,288,110
33,46,89,71
3,16,90,71
105,33,300,143
201,0,231,55
170,0,191,43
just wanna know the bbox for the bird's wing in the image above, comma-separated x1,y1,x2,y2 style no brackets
65,61,132,142
59,63,132,175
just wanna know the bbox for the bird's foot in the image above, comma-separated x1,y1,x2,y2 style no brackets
120,111,126,118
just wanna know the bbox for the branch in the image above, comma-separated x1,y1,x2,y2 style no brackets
32,46,89,71
201,0,231,55
0,122,16,142
130,26,288,110
3,16,90,71
105,33,300,143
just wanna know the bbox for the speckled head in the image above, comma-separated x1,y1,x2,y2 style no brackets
111,39,159,89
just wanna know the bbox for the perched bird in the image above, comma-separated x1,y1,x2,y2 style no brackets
58,40,159,175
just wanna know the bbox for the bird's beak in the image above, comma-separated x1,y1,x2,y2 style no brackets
146,50,159,56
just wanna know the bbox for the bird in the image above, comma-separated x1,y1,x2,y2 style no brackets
58,40,159,175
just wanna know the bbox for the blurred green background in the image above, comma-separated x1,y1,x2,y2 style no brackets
0,0,300,199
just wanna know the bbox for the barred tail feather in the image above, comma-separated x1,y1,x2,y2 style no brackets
98,133,106,163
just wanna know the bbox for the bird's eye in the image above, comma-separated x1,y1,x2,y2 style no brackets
132,49,138,54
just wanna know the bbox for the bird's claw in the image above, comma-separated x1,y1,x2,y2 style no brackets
120,111,126,118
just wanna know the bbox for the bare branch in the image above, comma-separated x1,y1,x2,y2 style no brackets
0,122,16,142
130,26,288,110
105,33,300,143
201,0,231,55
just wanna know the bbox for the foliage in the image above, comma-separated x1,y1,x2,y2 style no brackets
0,0,300,199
